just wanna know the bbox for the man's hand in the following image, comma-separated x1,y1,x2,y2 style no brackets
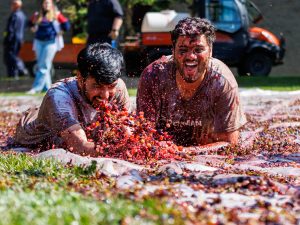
109,17,122,40
211,130,239,145
109,29,119,40
60,124,97,157
183,142,229,154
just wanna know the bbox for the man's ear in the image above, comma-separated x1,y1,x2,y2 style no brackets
76,70,84,90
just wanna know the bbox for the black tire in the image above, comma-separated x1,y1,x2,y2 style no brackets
238,52,272,76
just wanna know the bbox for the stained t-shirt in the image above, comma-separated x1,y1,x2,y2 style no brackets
13,77,130,149
137,56,247,146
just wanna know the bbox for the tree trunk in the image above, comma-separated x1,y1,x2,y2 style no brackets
123,5,135,37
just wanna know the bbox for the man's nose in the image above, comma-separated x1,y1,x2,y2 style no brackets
186,51,197,60
99,89,110,100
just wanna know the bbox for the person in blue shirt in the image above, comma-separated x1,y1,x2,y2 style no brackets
27,0,70,94
3,0,28,79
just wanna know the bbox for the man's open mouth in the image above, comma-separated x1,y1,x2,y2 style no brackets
184,61,198,69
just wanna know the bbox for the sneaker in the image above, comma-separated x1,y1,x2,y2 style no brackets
26,89,37,94
19,68,29,76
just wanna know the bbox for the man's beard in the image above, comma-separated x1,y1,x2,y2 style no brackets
175,61,200,83
175,59,208,83
79,82,99,108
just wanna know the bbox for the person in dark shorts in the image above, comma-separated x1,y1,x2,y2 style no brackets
137,17,247,148
3,0,28,79
87,0,123,45
13,43,130,156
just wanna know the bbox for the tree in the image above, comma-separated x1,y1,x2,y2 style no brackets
119,0,157,36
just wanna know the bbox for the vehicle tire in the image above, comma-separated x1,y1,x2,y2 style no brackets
32,62,56,79
238,52,272,76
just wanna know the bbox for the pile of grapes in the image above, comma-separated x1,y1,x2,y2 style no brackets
85,101,186,164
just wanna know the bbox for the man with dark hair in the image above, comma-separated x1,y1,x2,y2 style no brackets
13,43,130,156
137,17,247,148
3,0,28,79
87,0,123,45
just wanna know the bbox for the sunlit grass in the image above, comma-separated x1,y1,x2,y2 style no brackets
0,92,45,97
0,152,183,225
236,76,300,91
128,88,137,96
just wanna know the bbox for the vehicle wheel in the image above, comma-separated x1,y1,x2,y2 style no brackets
32,63,56,79
238,52,272,76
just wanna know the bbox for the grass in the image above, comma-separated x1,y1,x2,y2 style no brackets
236,76,300,91
128,88,137,96
0,152,183,225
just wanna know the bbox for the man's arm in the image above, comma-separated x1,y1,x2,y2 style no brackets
136,66,157,121
109,17,123,40
60,124,97,157
5,14,17,44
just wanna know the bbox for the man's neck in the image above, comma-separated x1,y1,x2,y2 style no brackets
176,70,206,100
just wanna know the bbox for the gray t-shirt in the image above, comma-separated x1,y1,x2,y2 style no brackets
137,56,247,146
13,77,130,149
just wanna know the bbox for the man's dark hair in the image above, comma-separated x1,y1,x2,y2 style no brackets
77,43,124,84
171,17,216,47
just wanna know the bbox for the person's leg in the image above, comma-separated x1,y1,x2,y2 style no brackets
31,39,57,92
4,44,18,78
15,41,28,76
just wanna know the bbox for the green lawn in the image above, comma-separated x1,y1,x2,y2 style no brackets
236,76,300,91
0,153,183,225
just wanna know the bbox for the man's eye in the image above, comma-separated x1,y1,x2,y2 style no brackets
195,48,204,53
179,49,187,54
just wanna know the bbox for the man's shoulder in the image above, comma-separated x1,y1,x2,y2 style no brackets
47,77,77,97
209,57,238,89
142,55,173,78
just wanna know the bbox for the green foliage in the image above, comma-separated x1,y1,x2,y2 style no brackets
58,0,88,37
56,0,192,37
119,0,156,8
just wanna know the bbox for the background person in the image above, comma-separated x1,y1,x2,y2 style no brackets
3,0,28,80
26,0,70,94
13,43,130,156
87,0,123,46
137,17,247,148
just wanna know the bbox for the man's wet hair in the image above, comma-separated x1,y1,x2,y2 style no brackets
77,43,124,84
171,17,216,47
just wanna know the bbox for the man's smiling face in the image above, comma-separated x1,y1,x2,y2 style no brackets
174,35,212,83
78,74,118,108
